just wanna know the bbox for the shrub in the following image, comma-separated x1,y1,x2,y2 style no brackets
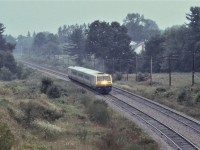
80,96,92,107
177,88,192,103
40,77,53,94
7,105,24,123
76,128,88,142
113,72,123,81
15,64,33,79
98,131,121,150
32,120,63,139
0,67,13,81
137,73,149,82
46,85,61,98
20,100,64,125
155,87,167,93
88,100,110,125
195,93,200,103
0,122,14,150
0,87,13,95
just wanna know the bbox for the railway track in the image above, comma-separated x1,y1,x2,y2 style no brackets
19,60,69,79
113,87,200,134
20,60,200,149
105,94,198,150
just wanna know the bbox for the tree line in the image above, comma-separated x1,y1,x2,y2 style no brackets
12,6,200,73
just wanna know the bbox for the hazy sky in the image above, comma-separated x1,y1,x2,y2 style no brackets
1,0,200,37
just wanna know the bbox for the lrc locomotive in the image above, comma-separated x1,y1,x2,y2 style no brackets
68,66,112,94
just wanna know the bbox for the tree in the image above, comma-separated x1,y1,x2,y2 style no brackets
86,20,134,72
140,33,165,72
67,26,86,65
0,23,15,52
32,32,60,57
15,34,33,56
0,22,18,79
186,7,200,71
161,25,191,72
33,32,46,50
123,13,159,42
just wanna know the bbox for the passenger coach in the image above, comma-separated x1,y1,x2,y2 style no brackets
68,66,112,94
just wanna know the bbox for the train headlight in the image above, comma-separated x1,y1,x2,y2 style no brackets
102,80,107,85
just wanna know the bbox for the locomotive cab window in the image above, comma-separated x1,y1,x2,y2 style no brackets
97,76,111,81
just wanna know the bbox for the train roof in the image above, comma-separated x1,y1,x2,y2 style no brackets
68,66,108,76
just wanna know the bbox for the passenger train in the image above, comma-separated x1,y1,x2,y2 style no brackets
68,66,112,94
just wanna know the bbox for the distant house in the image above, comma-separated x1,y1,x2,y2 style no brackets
130,41,145,54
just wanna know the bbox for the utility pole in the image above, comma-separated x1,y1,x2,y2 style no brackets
93,58,95,69
21,46,23,57
192,50,195,86
135,55,138,82
150,55,153,86
68,56,70,67
103,59,105,72
168,55,171,86
120,59,122,73
112,58,115,74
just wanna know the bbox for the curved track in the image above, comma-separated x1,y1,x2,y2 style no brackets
106,94,198,150
113,87,200,134
20,60,200,150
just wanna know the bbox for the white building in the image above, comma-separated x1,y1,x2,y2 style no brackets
130,41,145,54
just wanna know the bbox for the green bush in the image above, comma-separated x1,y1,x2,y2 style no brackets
32,120,63,139
195,93,200,103
88,100,110,125
47,85,61,98
77,128,88,142
40,78,61,98
0,67,13,81
20,101,64,125
155,87,167,93
80,96,92,107
137,73,149,82
177,88,192,103
113,72,123,81
0,122,14,150
15,64,33,79
40,77,53,94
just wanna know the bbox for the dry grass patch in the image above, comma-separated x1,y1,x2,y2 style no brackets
32,120,64,139
114,73,200,121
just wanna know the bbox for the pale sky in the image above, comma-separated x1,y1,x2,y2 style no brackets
0,0,200,37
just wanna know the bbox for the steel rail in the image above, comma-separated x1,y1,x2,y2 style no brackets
19,60,68,78
112,86,200,134
106,94,199,150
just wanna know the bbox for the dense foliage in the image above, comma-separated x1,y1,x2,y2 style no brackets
0,23,27,80
139,7,200,72
123,13,159,42
86,20,134,72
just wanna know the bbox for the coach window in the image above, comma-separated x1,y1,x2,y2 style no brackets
85,76,89,80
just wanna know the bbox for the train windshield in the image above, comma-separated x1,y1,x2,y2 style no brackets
97,76,111,81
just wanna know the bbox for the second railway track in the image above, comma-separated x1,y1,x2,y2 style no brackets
105,94,198,150
113,87,200,134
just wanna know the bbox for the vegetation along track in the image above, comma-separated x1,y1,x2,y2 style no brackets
105,94,198,150
20,60,200,149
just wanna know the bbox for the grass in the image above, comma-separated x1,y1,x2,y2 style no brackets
114,72,200,120
0,68,158,150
